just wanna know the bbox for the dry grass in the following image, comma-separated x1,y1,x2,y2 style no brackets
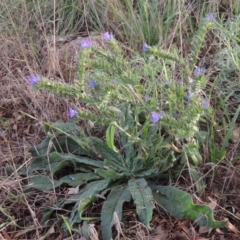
0,1,75,237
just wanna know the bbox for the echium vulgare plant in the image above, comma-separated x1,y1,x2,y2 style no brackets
26,14,227,239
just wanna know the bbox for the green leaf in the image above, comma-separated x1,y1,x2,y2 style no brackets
78,195,98,220
189,166,205,195
183,143,202,165
63,179,110,206
81,221,91,238
197,131,208,145
27,172,101,193
101,185,131,240
68,204,82,228
106,124,118,152
118,103,135,161
27,173,98,191
90,137,124,169
221,105,240,151
136,168,158,178
151,184,227,228
53,152,104,169
40,208,55,225
119,76,135,85
27,155,56,175
128,178,154,228
29,135,91,157
59,173,100,187
95,169,117,179
28,152,103,175
158,151,177,173
129,158,143,173
28,137,52,156
27,175,59,191
210,146,226,163
102,159,117,171
61,215,73,237
121,137,135,163
45,121,80,134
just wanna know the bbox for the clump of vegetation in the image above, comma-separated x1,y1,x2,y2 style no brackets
26,16,228,239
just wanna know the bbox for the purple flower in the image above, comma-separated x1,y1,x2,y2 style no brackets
112,79,117,85
184,95,191,101
28,74,41,86
89,80,98,88
194,67,206,76
103,32,114,41
178,79,183,85
144,95,150,101
206,13,214,22
203,98,210,109
151,111,160,123
150,111,165,123
164,80,170,85
184,89,192,101
80,39,92,49
143,43,151,52
68,107,78,118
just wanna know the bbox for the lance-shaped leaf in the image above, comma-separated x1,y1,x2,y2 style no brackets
62,179,110,206
90,137,125,170
62,180,110,226
101,185,131,240
26,175,58,191
58,172,100,187
28,152,103,175
44,121,80,135
26,172,100,191
78,195,98,220
189,166,205,195
106,124,118,152
150,184,227,228
29,135,90,157
95,169,118,179
128,178,154,228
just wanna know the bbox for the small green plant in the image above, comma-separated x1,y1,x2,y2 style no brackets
26,15,227,239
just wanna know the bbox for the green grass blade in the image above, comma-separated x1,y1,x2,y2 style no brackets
61,215,74,240
221,105,240,152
